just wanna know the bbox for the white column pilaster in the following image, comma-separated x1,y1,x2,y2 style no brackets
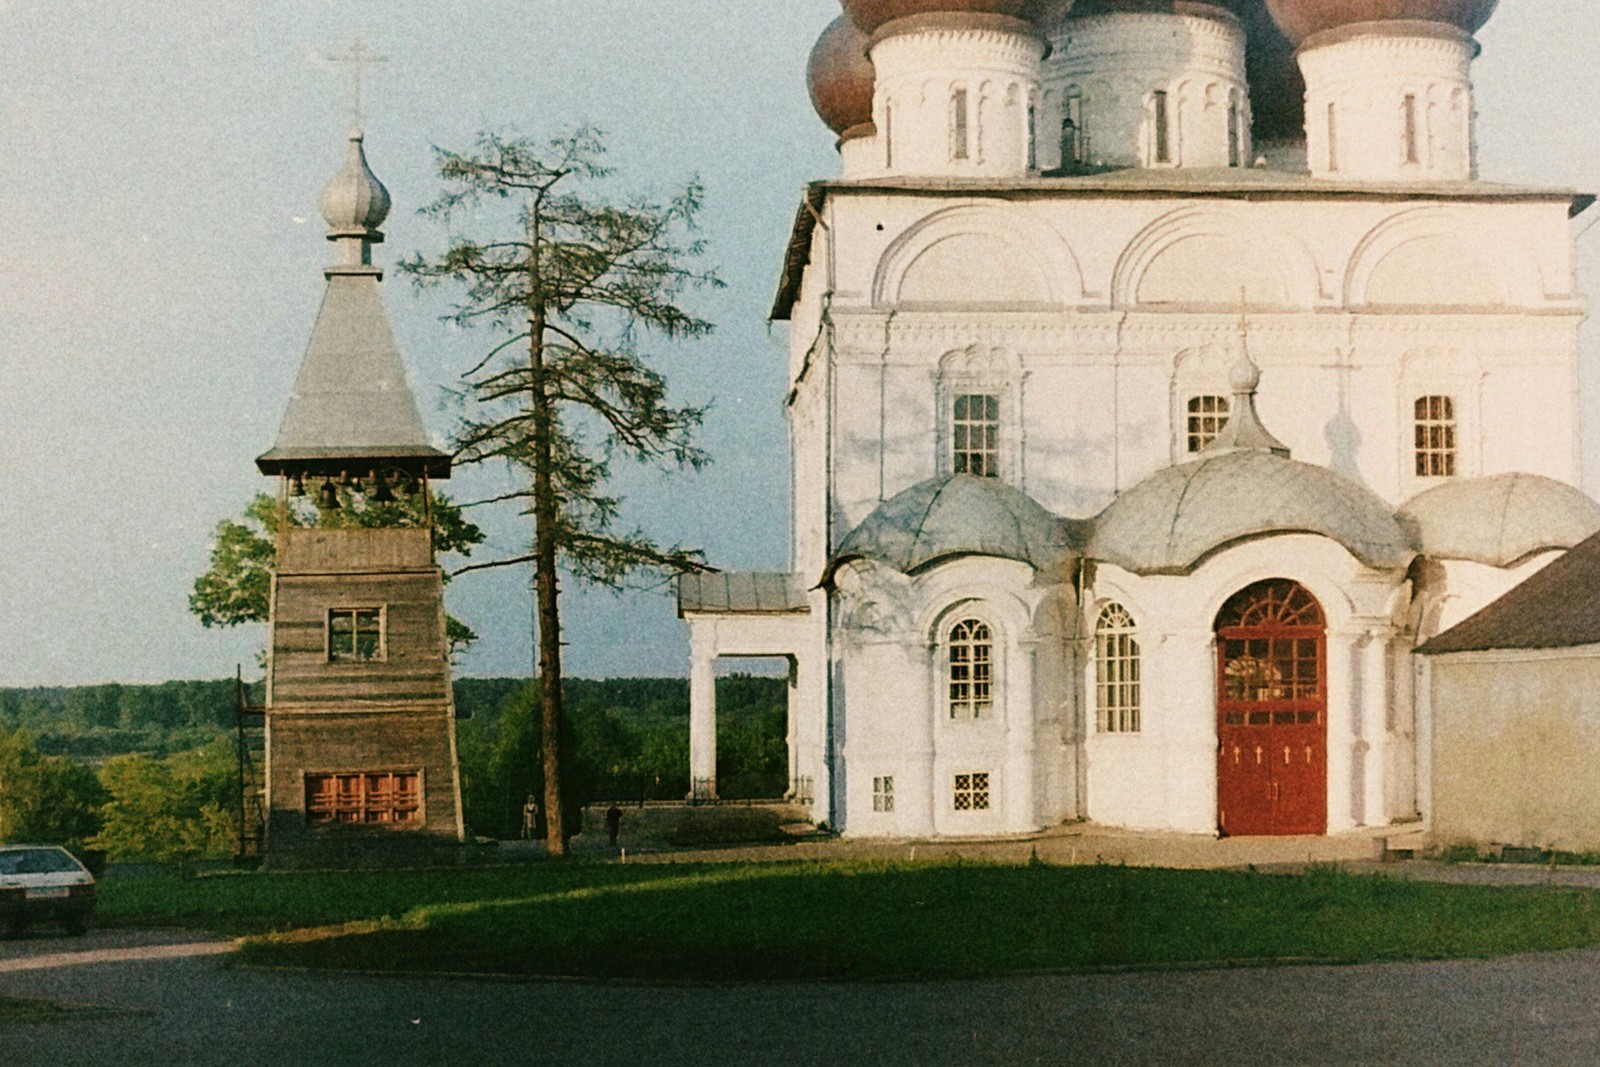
689,630,717,800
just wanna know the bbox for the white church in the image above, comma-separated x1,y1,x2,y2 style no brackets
677,0,1600,840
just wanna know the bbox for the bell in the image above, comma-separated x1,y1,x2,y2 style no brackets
319,479,340,511
371,472,395,504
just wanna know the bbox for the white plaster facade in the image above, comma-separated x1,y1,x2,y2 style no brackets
679,3,1600,841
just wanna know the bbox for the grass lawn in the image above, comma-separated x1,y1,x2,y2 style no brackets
0,995,75,1028
99,860,1600,981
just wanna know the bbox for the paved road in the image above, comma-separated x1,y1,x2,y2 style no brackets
3,927,1600,1066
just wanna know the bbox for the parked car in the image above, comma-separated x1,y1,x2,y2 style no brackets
0,845,96,937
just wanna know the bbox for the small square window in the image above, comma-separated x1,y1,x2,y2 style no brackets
1186,395,1230,453
329,608,383,662
954,772,991,812
873,776,895,813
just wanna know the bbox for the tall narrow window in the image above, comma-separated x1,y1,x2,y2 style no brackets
948,619,994,719
1152,91,1171,164
1027,101,1038,170
328,608,383,662
873,776,895,813
884,102,894,168
1403,93,1420,164
1227,93,1242,168
951,88,970,161
1096,604,1141,734
1327,102,1339,173
952,393,1000,478
1414,395,1457,477
1186,395,1230,453
1061,94,1084,167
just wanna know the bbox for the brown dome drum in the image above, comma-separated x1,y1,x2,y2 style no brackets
844,0,1066,34
1265,0,1498,45
809,16,877,135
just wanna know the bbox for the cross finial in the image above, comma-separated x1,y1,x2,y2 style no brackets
1237,285,1250,354
328,40,388,126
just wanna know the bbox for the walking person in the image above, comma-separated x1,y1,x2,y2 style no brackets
521,794,539,841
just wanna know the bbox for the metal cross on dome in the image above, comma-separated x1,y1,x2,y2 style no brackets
327,40,388,125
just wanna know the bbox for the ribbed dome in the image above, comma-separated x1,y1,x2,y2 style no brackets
1091,451,1415,575
1399,474,1600,568
845,0,1071,34
1265,0,1497,45
809,16,876,136
832,474,1077,577
320,129,391,235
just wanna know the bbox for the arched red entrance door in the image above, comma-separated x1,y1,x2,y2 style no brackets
1215,580,1327,837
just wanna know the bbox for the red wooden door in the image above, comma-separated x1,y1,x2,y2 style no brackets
1216,581,1327,837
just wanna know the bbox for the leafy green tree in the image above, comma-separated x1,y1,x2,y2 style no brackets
404,128,719,856
0,729,107,850
90,740,237,870
190,490,485,654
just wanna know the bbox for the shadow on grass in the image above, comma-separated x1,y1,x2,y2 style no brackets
234,862,1600,982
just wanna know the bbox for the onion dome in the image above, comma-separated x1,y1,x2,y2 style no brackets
1264,0,1498,46
844,0,1070,34
809,16,876,136
1399,475,1600,568
320,129,391,236
1090,451,1414,575
828,474,1079,580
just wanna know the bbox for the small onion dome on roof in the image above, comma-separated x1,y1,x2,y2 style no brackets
844,0,1072,34
320,129,392,236
1398,474,1600,568
808,16,876,136
828,474,1080,580
1090,451,1415,575
1264,0,1498,45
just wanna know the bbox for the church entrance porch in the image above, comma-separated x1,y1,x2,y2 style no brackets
1216,580,1328,837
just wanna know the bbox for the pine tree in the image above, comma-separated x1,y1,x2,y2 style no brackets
404,129,719,856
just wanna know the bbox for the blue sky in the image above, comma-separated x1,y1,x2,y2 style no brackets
0,1,1596,686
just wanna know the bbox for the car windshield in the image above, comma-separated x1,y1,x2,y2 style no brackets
0,849,82,876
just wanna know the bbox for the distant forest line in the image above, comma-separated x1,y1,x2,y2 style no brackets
0,677,791,832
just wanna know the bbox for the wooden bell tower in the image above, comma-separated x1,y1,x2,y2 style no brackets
252,129,465,865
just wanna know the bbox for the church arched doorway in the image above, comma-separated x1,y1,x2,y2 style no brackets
1215,579,1327,837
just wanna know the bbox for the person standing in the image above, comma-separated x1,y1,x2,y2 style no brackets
605,803,623,847
522,794,539,841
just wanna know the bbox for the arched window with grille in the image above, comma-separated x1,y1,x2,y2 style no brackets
947,618,994,719
1095,604,1140,733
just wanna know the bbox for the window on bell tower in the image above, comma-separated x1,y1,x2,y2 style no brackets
1152,90,1171,164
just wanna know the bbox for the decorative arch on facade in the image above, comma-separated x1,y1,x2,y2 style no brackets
1113,206,1320,310
1194,558,1356,639
875,202,1086,310
1345,208,1538,310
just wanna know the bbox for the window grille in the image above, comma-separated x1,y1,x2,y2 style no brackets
328,608,383,662
954,772,991,812
1152,91,1171,164
1414,395,1457,477
305,771,420,826
1096,604,1141,733
873,776,895,813
1027,102,1038,170
952,393,1000,478
951,89,970,161
1186,395,1230,453
948,619,994,719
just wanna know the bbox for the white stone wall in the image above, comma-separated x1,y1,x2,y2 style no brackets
792,190,1582,584
1299,25,1477,182
1044,11,1249,170
871,21,1046,179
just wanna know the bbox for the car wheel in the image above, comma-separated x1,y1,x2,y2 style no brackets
63,915,89,937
